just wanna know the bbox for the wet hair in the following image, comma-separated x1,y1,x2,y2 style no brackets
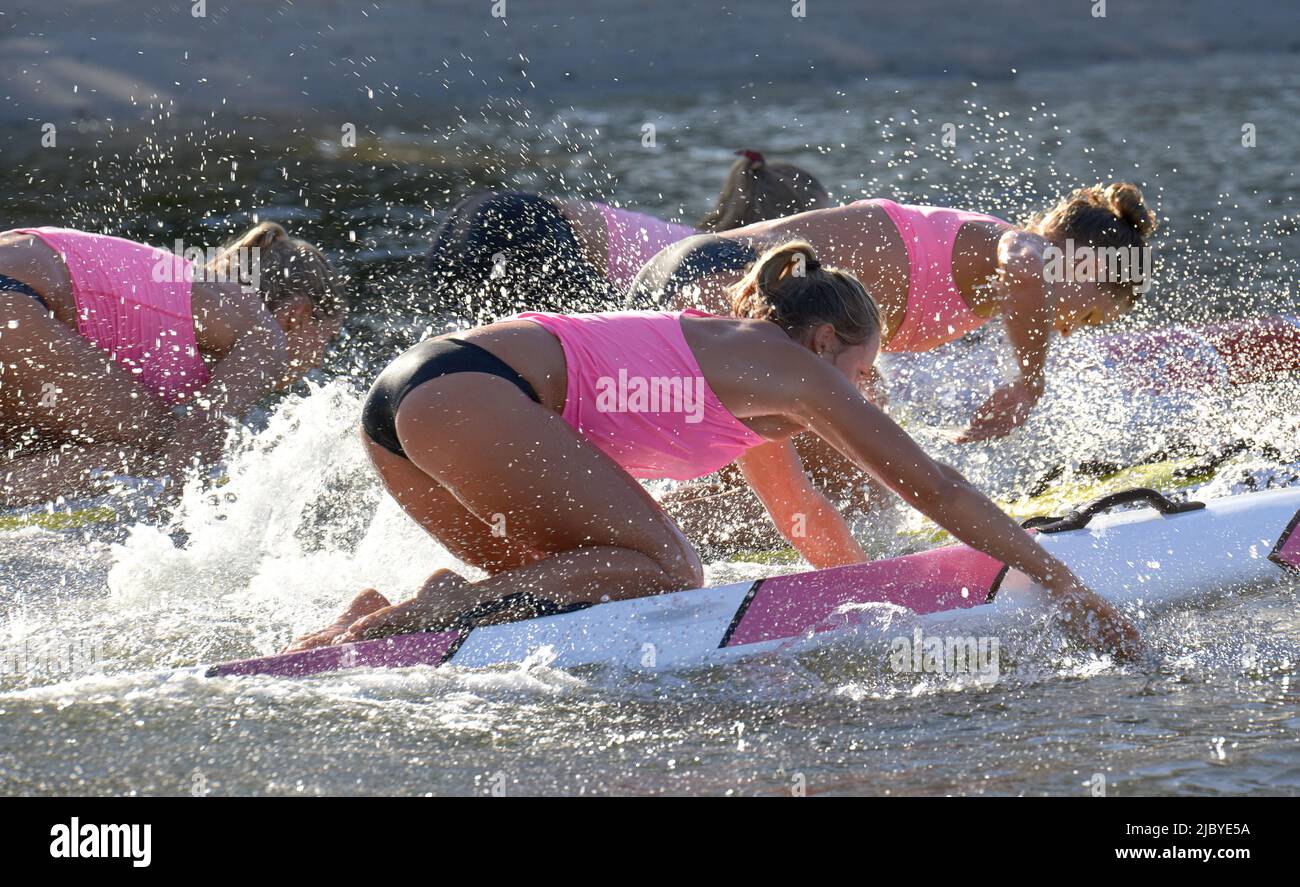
1026,182,1158,295
730,240,881,345
698,150,831,232
207,222,347,317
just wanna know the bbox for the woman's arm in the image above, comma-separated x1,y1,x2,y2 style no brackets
0,295,182,503
769,346,1141,658
956,230,1051,443
0,294,177,448
736,439,867,568
168,286,291,472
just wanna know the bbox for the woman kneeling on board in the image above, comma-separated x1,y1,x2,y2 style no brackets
0,223,346,505
289,241,1141,659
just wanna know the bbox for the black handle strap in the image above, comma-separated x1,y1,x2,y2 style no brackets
1021,487,1206,534
448,591,592,631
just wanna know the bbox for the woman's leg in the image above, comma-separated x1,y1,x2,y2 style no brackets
0,440,156,507
318,371,703,646
283,433,542,653
361,429,546,573
284,588,393,652
0,291,177,506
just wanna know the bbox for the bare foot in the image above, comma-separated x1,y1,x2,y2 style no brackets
334,569,471,645
414,568,470,601
283,588,391,653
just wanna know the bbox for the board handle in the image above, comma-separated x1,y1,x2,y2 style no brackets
1021,487,1206,534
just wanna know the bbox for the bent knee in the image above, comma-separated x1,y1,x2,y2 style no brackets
652,522,704,590
667,553,705,591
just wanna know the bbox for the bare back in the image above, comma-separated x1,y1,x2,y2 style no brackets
670,203,1005,342
672,204,911,334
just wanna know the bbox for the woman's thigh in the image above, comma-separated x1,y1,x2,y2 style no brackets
392,371,703,588
361,430,546,574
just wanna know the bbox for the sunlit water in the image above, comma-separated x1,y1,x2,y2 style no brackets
1,54,1297,795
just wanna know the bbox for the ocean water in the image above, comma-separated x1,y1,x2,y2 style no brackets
0,54,1297,795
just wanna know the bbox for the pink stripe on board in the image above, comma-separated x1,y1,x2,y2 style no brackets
206,629,465,678
1270,510,1300,572
724,544,1005,647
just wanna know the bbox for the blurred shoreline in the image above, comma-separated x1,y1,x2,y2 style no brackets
2,0,1297,129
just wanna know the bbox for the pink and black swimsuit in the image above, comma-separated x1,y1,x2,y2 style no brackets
424,191,695,319
516,310,766,480
595,205,696,292
361,310,767,482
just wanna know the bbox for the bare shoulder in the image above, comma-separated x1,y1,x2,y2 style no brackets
683,315,845,420
190,282,276,352
735,202,876,242
681,313,794,354
0,231,69,294
996,228,1050,283
997,228,1048,262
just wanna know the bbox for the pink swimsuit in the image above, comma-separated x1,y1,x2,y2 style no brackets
597,205,696,291
859,199,1009,353
516,309,767,481
11,227,210,403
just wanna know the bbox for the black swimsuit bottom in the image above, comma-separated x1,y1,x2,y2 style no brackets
627,233,759,308
361,337,597,623
361,336,540,459
0,273,50,310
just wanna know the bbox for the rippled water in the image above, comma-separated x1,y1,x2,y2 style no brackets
1,54,1297,795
